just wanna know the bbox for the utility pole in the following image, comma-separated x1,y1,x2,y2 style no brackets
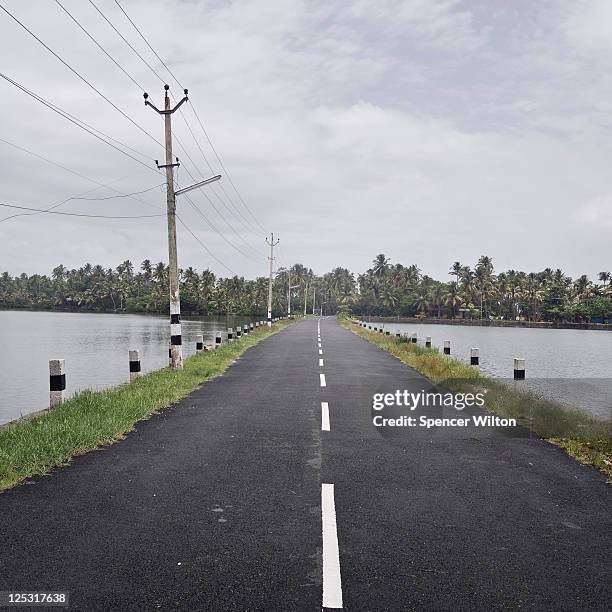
144,85,189,369
266,233,279,327
312,286,316,315
303,280,308,316
287,268,299,318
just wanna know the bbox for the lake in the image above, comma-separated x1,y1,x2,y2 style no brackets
0,310,260,425
364,320,612,420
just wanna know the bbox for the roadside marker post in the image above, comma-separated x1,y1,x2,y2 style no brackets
49,359,66,409
471,348,479,366
129,350,141,382
425,336,432,348
196,335,204,353
444,340,451,355
514,358,525,379
215,332,222,348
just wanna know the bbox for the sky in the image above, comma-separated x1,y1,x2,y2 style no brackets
0,0,610,282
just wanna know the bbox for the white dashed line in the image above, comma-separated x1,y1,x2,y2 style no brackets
319,358,324,367
318,343,322,348
321,402,330,431
319,349,323,355
320,373,326,387
322,483,343,609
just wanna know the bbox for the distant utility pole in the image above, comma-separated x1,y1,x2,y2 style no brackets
144,85,220,369
287,268,299,317
312,286,316,315
266,233,279,326
303,280,308,316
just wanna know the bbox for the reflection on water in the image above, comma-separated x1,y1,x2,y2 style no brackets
0,310,261,425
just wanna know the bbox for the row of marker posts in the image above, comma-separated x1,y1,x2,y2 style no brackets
48,317,287,409
357,320,526,380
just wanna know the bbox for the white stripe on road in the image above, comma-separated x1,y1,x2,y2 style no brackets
318,342,322,348
319,358,324,367
319,349,323,355
320,373,326,387
322,483,343,609
321,401,330,431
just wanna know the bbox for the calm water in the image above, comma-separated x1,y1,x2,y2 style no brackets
366,320,612,419
0,310,260,425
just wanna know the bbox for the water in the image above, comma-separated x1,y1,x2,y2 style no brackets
0,310,261,425
366,321,612,420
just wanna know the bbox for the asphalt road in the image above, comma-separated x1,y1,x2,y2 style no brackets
0,317,610,611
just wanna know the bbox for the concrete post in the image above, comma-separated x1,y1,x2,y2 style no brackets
227,327,233,342
470,348,479,366
396,331,401,337
443,340,451,355
425,336,432,348
243,324,249,335
411,333,417,344
129,350,141,382
250,323,254,332
236,327,242,339
514,358,525,379
215,332,222,347
196,334,204,353
49,359,65,408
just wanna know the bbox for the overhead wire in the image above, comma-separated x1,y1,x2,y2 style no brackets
113,0,267,233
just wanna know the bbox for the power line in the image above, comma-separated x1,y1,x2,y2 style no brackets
54,0,144,91
0,72,157,172
175,214,237,275
0,202,164,219
74,1,263,257
0,2,164,152
113,0,267,233
89,0,264,243
88,0,166,84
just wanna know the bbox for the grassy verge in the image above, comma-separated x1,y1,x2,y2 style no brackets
343,320,612,479
0,320,291,492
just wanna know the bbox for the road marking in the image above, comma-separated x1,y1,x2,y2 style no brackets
322,483,343,609
320,373,326,387
321,402,330,431
318,342,322,348
319,349,323,355
319,358,324,367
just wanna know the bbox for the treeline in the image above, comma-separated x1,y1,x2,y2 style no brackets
1,255,611,322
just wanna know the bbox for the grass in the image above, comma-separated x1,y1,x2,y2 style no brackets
0,320,291,492
344,320,612,479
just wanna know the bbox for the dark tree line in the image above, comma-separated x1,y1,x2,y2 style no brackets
1,256,610,322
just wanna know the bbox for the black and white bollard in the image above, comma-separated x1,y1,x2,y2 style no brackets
411,333,417,344
514,358,525,380
374,326,377,332
368,325,372,329
227,327,233,342
255,321,259,328
49,359,66,408
243,324,249,335
168,342,172,366
196,334,204,353
236,327,242,339
443,340,451,355
250,323,254,332
425,336,432,348
396,331,401,337
470,348,479,366
385,330,390,335
129,350,141,382
215,332,222,347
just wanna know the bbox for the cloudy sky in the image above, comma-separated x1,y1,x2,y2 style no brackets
0,0,609,281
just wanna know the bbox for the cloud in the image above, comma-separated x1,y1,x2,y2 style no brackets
0,0,607,282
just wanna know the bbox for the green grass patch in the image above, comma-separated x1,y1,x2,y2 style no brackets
0,321,291,492
345,321,612,479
